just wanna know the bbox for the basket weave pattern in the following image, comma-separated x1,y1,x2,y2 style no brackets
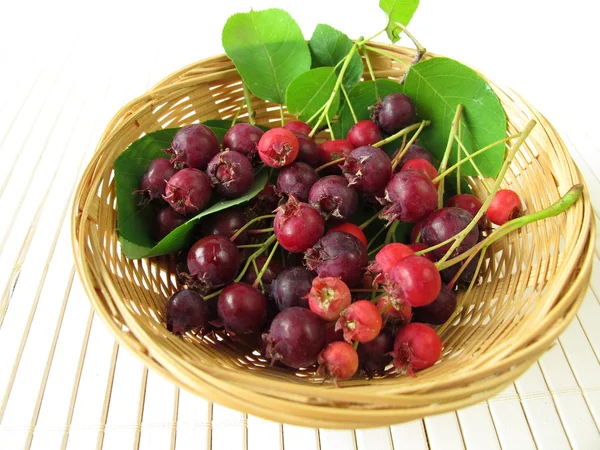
72,44,595,429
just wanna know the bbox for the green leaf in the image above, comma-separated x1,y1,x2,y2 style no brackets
403,57,507,177
379,0,420,42
115,129,269,259
337,79,404,138
309,24,363,91
286,67,340,122
202,119,270,133
222,8,311,104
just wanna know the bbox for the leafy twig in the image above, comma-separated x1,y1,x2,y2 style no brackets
391,22,426,83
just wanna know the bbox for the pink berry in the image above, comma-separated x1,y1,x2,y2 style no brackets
401,158,440,187
307,277,352,321
486,189,522,225
284,120,312,135
377,296,412,326
318,139,354,165
374,243,414,275
317,341,359,381
335,300,382,343
274,196,325,253
257,128,299,167
327,223,367,247
347,120,381,148
387,256,441,307
393,323,442,376
163,168,212,216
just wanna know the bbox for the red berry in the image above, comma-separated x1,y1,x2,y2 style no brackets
375,243,414,275
335,300,382,343
307,277,352,321
447,194,486,229
318,341,359,381
393,323,442,376
187,235,240,291
274,196,325,253
486,189,522,225
257,128,299,167
377,296,412,326
163,168,212,216
327,223,367,247
218,282,267,334
347,120,381,148
318,139,354,165
284,120,312,135
401,158,439,187
407,242,436,262
387,255,441,307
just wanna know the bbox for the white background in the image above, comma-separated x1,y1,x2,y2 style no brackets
1,0,600,449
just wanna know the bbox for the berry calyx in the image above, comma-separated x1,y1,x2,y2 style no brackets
163,168,212,216
393,323,442,376
335,300,382,343
257,128,299,167
377,295,412,326
317,341,359,381
307,277,352,321
486,189,523,225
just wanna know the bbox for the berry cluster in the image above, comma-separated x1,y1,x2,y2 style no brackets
136,91,528,383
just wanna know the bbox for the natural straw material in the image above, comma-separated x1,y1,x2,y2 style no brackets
72,43,595,429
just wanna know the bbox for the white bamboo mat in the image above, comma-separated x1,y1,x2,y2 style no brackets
1,0,599,448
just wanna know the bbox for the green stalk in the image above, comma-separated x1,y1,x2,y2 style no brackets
253,242,279,288
435,120,536,268
361,46,379,99
359,211,381,230
325,112,336,140
341,84,358,124
279,105,285,127
363,45,410,67
367,226,388,250
437,105,463,208
231,97,246,127
235,234,277,283
243,83,255,125
384,220,399,245
390,120,428,170
315,156,345,173
455,135,493,193
230,214,275,242
456,121,462,195
252,259,264,289
373,120,430,149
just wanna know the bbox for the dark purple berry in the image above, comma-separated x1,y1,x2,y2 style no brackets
357,327,394,377
163,168,212,216
420,207,479,259
201,208,248,244
341,146,392,194
277,162,319,203
308,175,359,222
413,287,457,325
294,133,320,167
271,267,315,311
187,235,240,292
154,206,186,241
374,93,416,135
166,289,208,335
380,170,437,224
206,150,254,199
218,282,266,334
242,255,283,286
137,158,177,202
166,124,220,170
396,144,435,168
222,123,264,157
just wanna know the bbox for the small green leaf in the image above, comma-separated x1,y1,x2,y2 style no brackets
222,8,311,104
337,79,404,138
379,0,420,42
404,57,507,177
286,67,340,122
202,119,270,133
115,128,269,259
309,24,363,91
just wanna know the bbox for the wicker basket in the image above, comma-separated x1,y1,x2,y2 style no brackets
72,43,595,429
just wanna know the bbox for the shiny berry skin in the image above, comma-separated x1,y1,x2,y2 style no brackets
486,189,522,225
396,144,435,168
294,133,320,167
284,120,312,135
410,221,423,243
401,158,439,187
276,162,319,203
317,341,359,380
440,253,481,286
271,267,315,311
222,123,264,157
307,277,351,321
377,296,412,326
242,255,282,286
347,120,381,148
393,323,442,375
187,235,240,291
335,300,383,343
420,207,479,259
327,223,367,247
263,307,326,368
305,231,368,288
387,256,441,307
201,208,248,244
257,128,299,167
375,93,416,135
380,170,437,224
357,327,394,377
375,243,414,275
447,194,486,229
138,158,177,201
318,139,354,165
163,168,212,216
249,183,281,216
407,242,437,262
166,124,220,170
274,196,324,253
206,150,254,199
413,287,457,325
341,146,392,194
166,289,208,335
308,175,359,222
218,282,267,334
154,206,186,241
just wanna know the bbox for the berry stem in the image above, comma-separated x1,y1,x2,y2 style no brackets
360,28,387,44
390,120,428,170
432,134,519,184
367,226,388,250
455,135,493,193
279,105,285,127
437,104,464,209
203,288,224,301
309,44,358,137
391,22,426,83
350,289,385,293
446,245,486,290
231,97,246,127
438,184,583,272
243,83,255,125
456,121,462,195
363,45,410,68
368,243,385,256
252,259,264,289
316,157,346,173
230,214,275,242
237,244,265,249
384,220,400,245
326,111,336,140
361,46,380,99
247,227,274,235
373,120,431,149
359,211,381,230
435,120,536,268
252,241,279,288
306,102,328,125
235,234,277,283
353,341,359,351
341,84,358,124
